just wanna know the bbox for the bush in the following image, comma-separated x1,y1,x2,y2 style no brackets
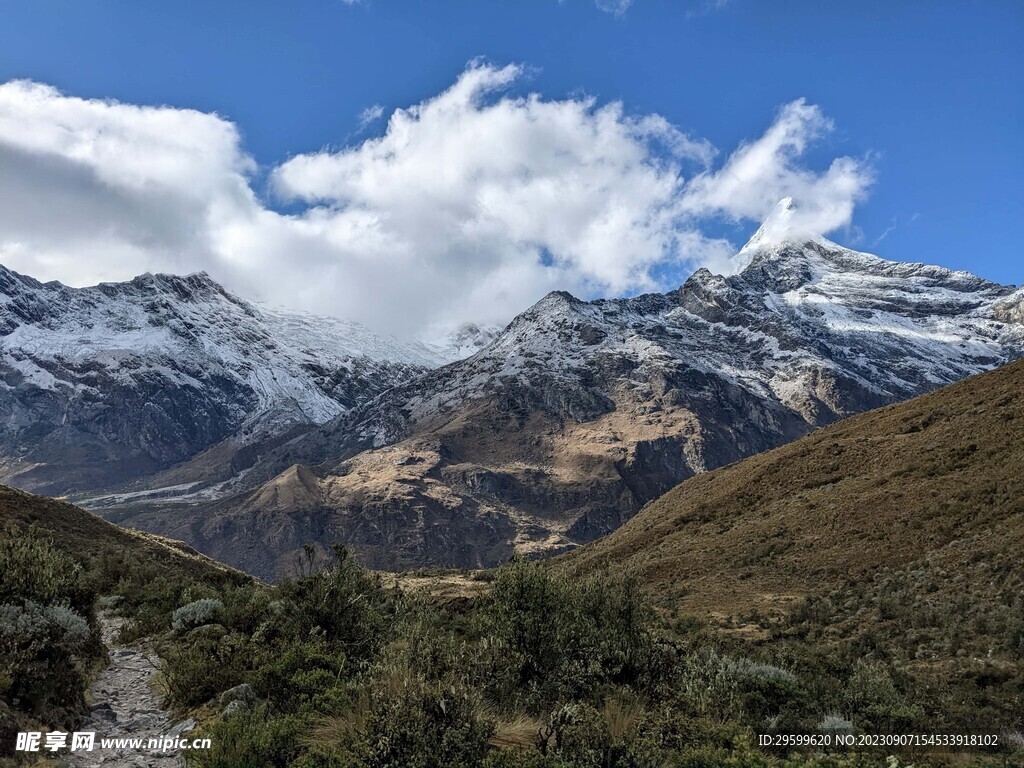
221,584,276,637
251,639,348,714
542,703,609,767
0,531,94,616
160,547,394,715
345,678,494,768
841,660,923,732
276,545,392,664
162,632,247,708
0,602,92,655
187,705,305,768
674,648,741,719
481,559,652,706
0,533,99,727
172,598,225,633
0,601,95,722
725,658,798,687
817,714,855,738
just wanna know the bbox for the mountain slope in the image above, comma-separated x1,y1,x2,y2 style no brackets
113,217,1023,577
0,482,244,584
0,482,249,748
0,265,448,495
562,358,1024,661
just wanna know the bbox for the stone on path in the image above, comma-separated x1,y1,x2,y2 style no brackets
66,613,195,768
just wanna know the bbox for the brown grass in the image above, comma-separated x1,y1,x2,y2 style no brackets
563,359,1024,626
0,483,248,583
488,713,544,749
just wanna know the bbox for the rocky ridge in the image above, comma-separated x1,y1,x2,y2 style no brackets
0,266,468,496
111,209,1023,577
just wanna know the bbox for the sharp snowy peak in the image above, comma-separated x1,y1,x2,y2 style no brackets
0,265,443,494
731,196,818,266
123,231,1021,577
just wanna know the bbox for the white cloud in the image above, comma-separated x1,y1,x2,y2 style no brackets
686,0,730,18
0,80,256,281
0,67,873,339
269,61,721,333
680,99,873,240
595,0,633,16
357,103,385,129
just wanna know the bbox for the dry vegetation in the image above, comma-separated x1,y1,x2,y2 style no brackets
564,359,1024,687
0,485,247,585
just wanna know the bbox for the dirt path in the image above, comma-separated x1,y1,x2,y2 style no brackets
67,614,193,768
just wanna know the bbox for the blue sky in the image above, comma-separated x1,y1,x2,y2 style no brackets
0,1,1020,335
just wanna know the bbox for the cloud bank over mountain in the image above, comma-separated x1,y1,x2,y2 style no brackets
0,62,872,337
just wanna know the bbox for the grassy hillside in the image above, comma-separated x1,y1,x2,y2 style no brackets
567,357,1022,615
0,485,249,758
0,484,246,585
564,359,1024,729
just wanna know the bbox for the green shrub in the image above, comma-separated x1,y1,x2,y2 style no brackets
0,533,100,727
481,559,652,706
187,705,305,768
542,703,609,767
0,531,94,616
89,548,241,641
172,598,225,633
221,584,276,636
674,648,742,720
162,632,248,708
276,545,392,664
344,678,494,768
841,660,923,733
251,639,348,714
0,601,95,722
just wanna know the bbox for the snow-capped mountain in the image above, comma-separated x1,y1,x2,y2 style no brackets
113,211,1023,577
0,265,449,494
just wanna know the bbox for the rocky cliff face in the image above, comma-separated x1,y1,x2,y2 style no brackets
110,225,1023,578
0,266,448,495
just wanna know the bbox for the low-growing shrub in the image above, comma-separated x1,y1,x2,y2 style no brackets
481,559,652,707
345,678,495,768
0,530,93,615
0,533,100,727
276,545,392,664
817,714,855,737
187,705,305,768
162,632,247,708
0,601,95,722
172,598,225,633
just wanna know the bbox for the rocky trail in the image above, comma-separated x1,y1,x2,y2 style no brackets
67,614,194,768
